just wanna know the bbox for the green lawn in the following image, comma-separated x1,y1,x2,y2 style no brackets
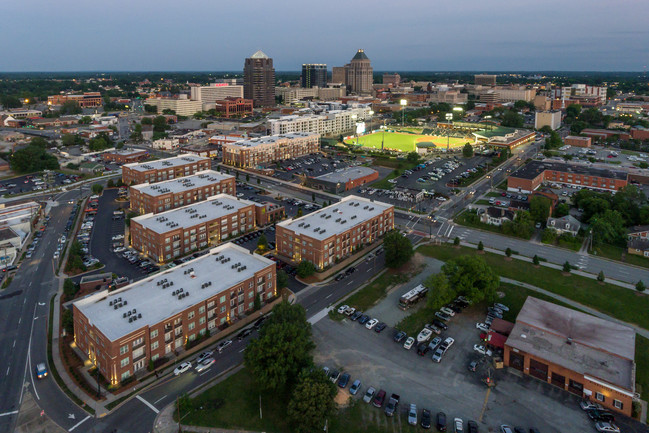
417,244,649,331
636,336,649,417
591,243,649,269
371,171,398,190
345,131,468,152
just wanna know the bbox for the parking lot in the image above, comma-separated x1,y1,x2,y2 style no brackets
0,172,78,196
270,154,360,183
313,301,593,432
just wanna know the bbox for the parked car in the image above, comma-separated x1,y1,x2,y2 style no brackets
421,408,432,429
440,306,455,317
476,322,490,332
350,311,362,321
349,379,361,395
344,307,356,316
473,344,493,356
329,370,340,383
384,393,400,417
403,337,415,350
468,360,479,372
580,400,603,411
173,362,192,376
435,311,451,321
500,426,513,433
363,386,376,403
358,315,370,325
196,351,214,364
217,339,233,353
408,404,417,425
437,411,447,431
372,389,386,408
467,420,479,433
365,318,379,329
595,422,620,433
374,322,387,333
454,418,464,433
393,331,407,343
433,319,448,330
337,304,349,314
587,409,615,422
432,347,444,363
337,373,350,388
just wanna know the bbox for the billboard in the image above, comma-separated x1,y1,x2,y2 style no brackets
355,122,366,135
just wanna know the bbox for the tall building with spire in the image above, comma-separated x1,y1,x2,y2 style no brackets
243,50,275,107
344,49,373,95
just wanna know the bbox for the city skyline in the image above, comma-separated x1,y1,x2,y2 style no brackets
1,0,648,72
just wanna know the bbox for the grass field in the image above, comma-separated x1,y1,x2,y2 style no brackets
345,131,469,152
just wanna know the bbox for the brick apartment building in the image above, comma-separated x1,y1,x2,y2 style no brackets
507,160,628,194
276,195,394,269
213,97,254,118
122,155,211,185
72,243,277,385
564,136,592,148
48,92,103,108
103,149,149,164
505,297,635,417
129,170,235,214
130,194,260,263
222,132,320,168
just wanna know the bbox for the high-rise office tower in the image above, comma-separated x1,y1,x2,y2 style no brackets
301,64,327,88
344,49,373,95
243,50,276,107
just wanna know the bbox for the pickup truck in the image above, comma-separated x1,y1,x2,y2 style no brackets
384,393,400,417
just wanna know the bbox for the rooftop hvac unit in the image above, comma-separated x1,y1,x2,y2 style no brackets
138,313,142,319
123,313,127,318
114,304,118,310
129,317,133,323
123,300,128,305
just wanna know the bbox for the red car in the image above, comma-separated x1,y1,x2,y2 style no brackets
372,389,387,408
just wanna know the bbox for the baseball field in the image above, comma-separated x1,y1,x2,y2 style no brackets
344,131,470,152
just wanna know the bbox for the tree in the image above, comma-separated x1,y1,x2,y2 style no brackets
453,236,460,246
246,173,250,182
30,136,50,148
152,116,168,132
440,255,499,304
590,210,626,246
91,184,103,195
10,145,59,173
244,302,315,391
462,143,473,158
287,369,337,433
566,104,582,119
514,100,529,110
563,261,571,273
0,94,23,108
79,116,92,125
130,123,143,142
406,152,420,163
141,117,153,125
425,273,456,310
597,271,605,282
501,110,523,127
533,255,540,265
636,280,646,292
553,203,570,218
383,230,413,268
296,260,316,278
311,192,315,202
63,279,79,300
257,234,269,251
505,247,512,257
62,133,83,146
253,294,262,311
296,207,303,217
257,178,261,184
276,270,288,289
545,131,563,149
477,241,484,251
538,125,553,134
144,104,157,113
59,101,82,115
107,179,115,188
529,195,551,223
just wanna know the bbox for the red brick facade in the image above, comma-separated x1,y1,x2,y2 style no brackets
122,156,211,185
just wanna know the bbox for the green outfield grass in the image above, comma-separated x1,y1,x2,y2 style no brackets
345,131,470,152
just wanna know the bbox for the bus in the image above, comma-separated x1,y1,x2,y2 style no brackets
398,284,428,310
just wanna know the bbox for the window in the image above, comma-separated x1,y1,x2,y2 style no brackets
120,345,129,355
150,329,158,339
151,341,159,351
207,300,215,308
199,317,205,325
188,322,195,331
132,337,143,347
220,295,226,304
121,371,131,381
613,399,623,410
120,357,130,368
220,306,226,313
152,354,159,362
199,306,205,314
188,311,195,319
595,392,605,402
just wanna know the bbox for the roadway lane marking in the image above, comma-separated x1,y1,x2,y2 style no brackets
68,414,91,431
325,293,332,299
153,396,166,405
13,340,16,348
239,348,245,353
0,411,18,417
136,395,159,414
5,366,9,376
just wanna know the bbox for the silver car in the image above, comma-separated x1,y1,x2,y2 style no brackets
362,386,376,403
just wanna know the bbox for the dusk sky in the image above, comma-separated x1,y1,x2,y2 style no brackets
2,0,648,72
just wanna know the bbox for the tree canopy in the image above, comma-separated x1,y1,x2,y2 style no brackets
296,260,316,278
244,302,315,392
384,230,414,268
287,369,337,433
501,110,524,128
529,195,552,223
462,143,473,158
427,255,499,306
10,145,60,173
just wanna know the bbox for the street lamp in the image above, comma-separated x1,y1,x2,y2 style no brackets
400,99,407,126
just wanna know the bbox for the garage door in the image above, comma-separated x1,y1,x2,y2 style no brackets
568,379,584,396
509,352,524,371
529,358,548,381
551,372,566,389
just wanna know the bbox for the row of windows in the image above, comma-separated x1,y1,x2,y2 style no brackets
594,392,624,410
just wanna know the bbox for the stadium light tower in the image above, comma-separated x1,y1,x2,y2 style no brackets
351,114,358,145
445,112,453,151
400,99,407,126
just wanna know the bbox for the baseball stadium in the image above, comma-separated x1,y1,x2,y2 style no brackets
344,127,475,153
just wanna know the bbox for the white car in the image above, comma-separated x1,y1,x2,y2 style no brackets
407,404,417,425
454,417,464,433
403,337,415,350
337,305,349,314
217,339,233,353
476,322,490,332
442,337,455,351
440,307,455,317
473,344,493,356
365,318,379,330
53,251,59,259
173,361,192,376
363,386,376,403
595,422,620,433
195,358,215,373
344,307,356,316
196,350,214,364
416,328,433,343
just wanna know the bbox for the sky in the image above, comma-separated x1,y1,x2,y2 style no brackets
1,0,648,72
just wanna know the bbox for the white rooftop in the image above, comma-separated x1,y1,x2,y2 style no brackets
73,243,275,342
132,193,255,234
225,132,319,149
123,154,210,172
107,149,147,156
130,170,233,197
314,166,377,184
277,195,393,240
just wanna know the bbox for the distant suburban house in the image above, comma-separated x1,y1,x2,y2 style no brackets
546,215,581,236
79,162,104,175
480,206,515,226
627,237,649,258
627,225,649,240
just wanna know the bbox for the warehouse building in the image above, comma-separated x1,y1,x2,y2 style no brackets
103,149,149,164
306,166,378,193
276,195,393,269
130,194,258,263
122,155,211,185
505,297,635,417
129,170,235,214
73,243,277,385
